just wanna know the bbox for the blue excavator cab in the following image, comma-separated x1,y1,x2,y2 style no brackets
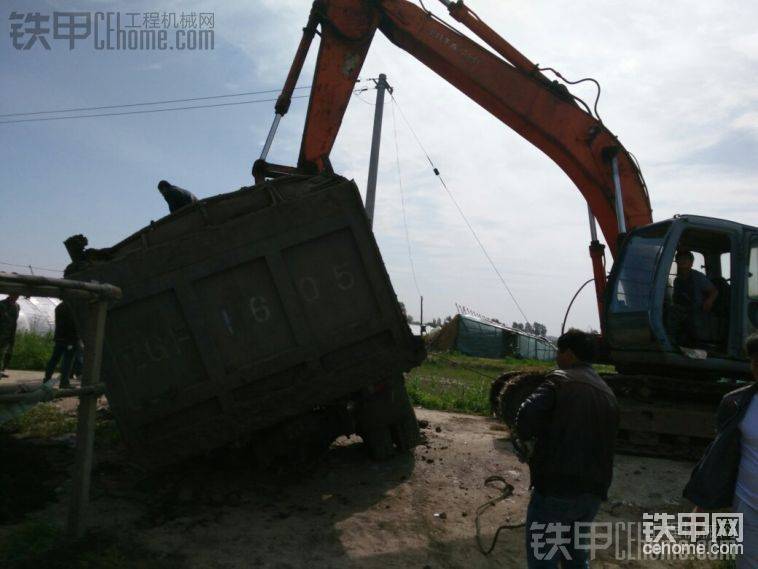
604,215,757,380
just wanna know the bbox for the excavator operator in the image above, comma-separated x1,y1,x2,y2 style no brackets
672,250,719,347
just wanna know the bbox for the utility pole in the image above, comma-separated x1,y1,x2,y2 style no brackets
365,73,392,227
420,295,425,336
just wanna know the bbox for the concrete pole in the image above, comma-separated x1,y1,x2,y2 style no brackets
365,74,392,227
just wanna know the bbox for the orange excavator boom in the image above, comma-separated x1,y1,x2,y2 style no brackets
255,0,654,318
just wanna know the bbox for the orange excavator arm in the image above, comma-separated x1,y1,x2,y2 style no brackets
254,0,654,316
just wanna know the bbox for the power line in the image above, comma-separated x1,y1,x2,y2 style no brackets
352,91,377,106
0,95,310,125
390,98,422,299
390,92,530,324
352,87,390,107
0,260,64,274
0,86,313,118
0,84,377,125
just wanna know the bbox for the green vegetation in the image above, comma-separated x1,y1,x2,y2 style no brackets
406,352,554,415
406,352,613,415
0,521,60,567
7,332,53,371
2,403,77,438
0,523,181,569
2,403,120,446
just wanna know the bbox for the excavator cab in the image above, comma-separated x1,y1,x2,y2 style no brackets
604,215,757,380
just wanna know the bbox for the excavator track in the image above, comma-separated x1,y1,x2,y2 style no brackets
490,371,737,461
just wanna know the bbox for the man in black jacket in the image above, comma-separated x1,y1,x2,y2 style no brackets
0,294,20,378
516,329,619,568
43,301,79,389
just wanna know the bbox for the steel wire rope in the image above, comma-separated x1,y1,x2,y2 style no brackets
390,97,422,300
389,92,530,324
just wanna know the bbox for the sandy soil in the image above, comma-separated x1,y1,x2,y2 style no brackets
1,372,716,569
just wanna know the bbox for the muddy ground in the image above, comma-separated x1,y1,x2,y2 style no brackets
0,372,716,568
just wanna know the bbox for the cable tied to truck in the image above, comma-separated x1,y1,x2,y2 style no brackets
390,98,423,300
389,92,531,324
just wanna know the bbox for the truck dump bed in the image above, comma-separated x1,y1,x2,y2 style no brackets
66,174,424,466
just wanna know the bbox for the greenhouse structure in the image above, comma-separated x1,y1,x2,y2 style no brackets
429,314,556,361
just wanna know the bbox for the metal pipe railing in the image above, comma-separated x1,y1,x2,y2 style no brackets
0,271,121,538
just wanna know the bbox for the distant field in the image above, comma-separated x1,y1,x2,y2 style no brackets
405,352,553,415
406,352,614,415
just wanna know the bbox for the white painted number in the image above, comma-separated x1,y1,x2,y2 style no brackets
333,262,355,291
299,277,320,302
249,296,271,322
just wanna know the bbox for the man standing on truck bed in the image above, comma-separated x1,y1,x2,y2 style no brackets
157,180,197,213
516,329,619,568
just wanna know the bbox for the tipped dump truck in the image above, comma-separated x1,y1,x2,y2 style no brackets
65,174,425,467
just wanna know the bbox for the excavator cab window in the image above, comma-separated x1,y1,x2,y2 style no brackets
609,223,669,315
604,223,671,350
663,228,733,353
748,237,758,333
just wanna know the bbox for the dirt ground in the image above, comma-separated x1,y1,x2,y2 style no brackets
1,372,717,568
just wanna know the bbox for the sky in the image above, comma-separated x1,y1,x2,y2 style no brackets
2,0,758,337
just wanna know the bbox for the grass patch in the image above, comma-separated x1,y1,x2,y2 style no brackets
7,332,53,371
406,352,552,415
0,523,182,569
406,374,491,414
406,351,614,414
3,404,76,438
2,403,120,445
0,521,60,566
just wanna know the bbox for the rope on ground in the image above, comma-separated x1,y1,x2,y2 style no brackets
475,475,526,555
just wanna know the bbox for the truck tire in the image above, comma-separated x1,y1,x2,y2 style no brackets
489,371,524,416
491,372,547,428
